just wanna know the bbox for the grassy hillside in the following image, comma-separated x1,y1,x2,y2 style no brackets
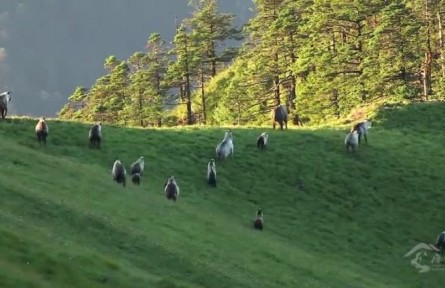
0,102,444,288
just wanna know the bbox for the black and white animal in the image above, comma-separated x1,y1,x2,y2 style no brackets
344,130,359,153
112,159,126,187
435,231,445,251
130,156,144,185
207,159,217,187
164,176,180,201
35,117,49,146
0,91,12,119
253,209,264,230
272,105,288,130
257,132,269,149
215,130,234,160
351,120,372,145
89,122,102,148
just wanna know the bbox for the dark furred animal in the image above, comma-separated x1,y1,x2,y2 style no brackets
436,231,445,251
257,132,268,149
0,91,12,119
35,117,49,146
351,120,372,145
254,209,264,230
112,160,126,187
89,123,102,148
207,159,217,187
130,156,144,185
164,176,180,201
272,105,288,130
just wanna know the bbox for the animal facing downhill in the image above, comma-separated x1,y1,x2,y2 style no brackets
215,130,234,160
207,159,217,187
112,160,126,187
436,231,445,251
0,91,12,119
254,209,264,230
164,176,180,201
35,117,49,145
130,156,145,185
351,120,372,145
257,132,269,149
272,105,288,130
89,122,102,148
345,130,359,153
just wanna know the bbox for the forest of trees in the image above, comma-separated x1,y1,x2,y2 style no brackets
58,0,445,126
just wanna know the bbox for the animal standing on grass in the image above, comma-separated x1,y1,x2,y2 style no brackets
257,132,269,149
345,130,359,153
272,105,288,130
164,176,180,201
436,231,445,251
112,159,126,187
89,122,102,149
130,156,144,185
215,130,234,160
351,120,372,145
207,159,217,187
35,117,49,146
254,209,264,230
0,91,12,119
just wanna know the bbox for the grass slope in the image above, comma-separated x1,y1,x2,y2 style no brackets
0,102,444,288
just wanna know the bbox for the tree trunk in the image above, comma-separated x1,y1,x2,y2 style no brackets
422,0,433,100
438,5,445,78
200,68,207,124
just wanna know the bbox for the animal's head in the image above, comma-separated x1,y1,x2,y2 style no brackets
0,91,11,102
209,159,215,165
168,176,176,184
257,209,263,217
224,130,233,139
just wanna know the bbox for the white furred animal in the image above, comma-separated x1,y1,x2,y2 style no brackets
257,132,268,149
130,156,145,185
112,160,126,187
0,91,12,119
351,120,372,145
345,130,359,153
35,117,49,146
164,176,180,201
207,159,217,187
215,130,234,160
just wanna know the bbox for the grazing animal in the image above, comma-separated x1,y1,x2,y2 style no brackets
272,105,288,130
130,156,145,185
436,231,445,251
254,209,264,230
89,122,102,148
215,130,234,160
0,91,12,119
35,117,49,145
257,132,269,149
207,159,217,187
345,130,359,153
112,160,126,187
164,176,180,201
351,120,372,145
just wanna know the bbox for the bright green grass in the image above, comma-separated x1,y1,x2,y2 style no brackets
0,102,444,288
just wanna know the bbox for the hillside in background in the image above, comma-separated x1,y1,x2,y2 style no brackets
0,102,444,287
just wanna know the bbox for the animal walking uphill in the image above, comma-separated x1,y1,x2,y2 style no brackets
112,159,126,187
89,122,102,149
215,130,234,161
164,176,180,201
207,159,217,187
351,120,372,145
257,132,268,150
35,117,49,146
130,156,145,185
0,91,12,119
253,209,264,230
272,105,288,130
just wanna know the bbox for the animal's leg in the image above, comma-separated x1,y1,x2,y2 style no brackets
280,121,283,130
364,133,368,144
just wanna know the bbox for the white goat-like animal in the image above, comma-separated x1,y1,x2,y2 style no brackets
0,91,12,119
345,130,359,153
215,130,234,160
112,159,127,187
207,159,217,187
257,132,268,149
164,176,180,201
130,156,145,185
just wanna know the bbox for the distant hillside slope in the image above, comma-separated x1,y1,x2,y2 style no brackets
0,102,443,287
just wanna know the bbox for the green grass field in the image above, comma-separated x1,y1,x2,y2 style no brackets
0,102,444,288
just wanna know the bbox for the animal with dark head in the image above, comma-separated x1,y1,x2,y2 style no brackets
436,231,445,251
253,209,263,230
344,130,359,153
0,91,12,119
207,159,217,187
215,130,234,160
35,117,49,145
257,132,268,149
89,122,102,148
164,176,180,201
272,105,288,130
130,156,144,185
112,159,126,187
351,120,372,145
